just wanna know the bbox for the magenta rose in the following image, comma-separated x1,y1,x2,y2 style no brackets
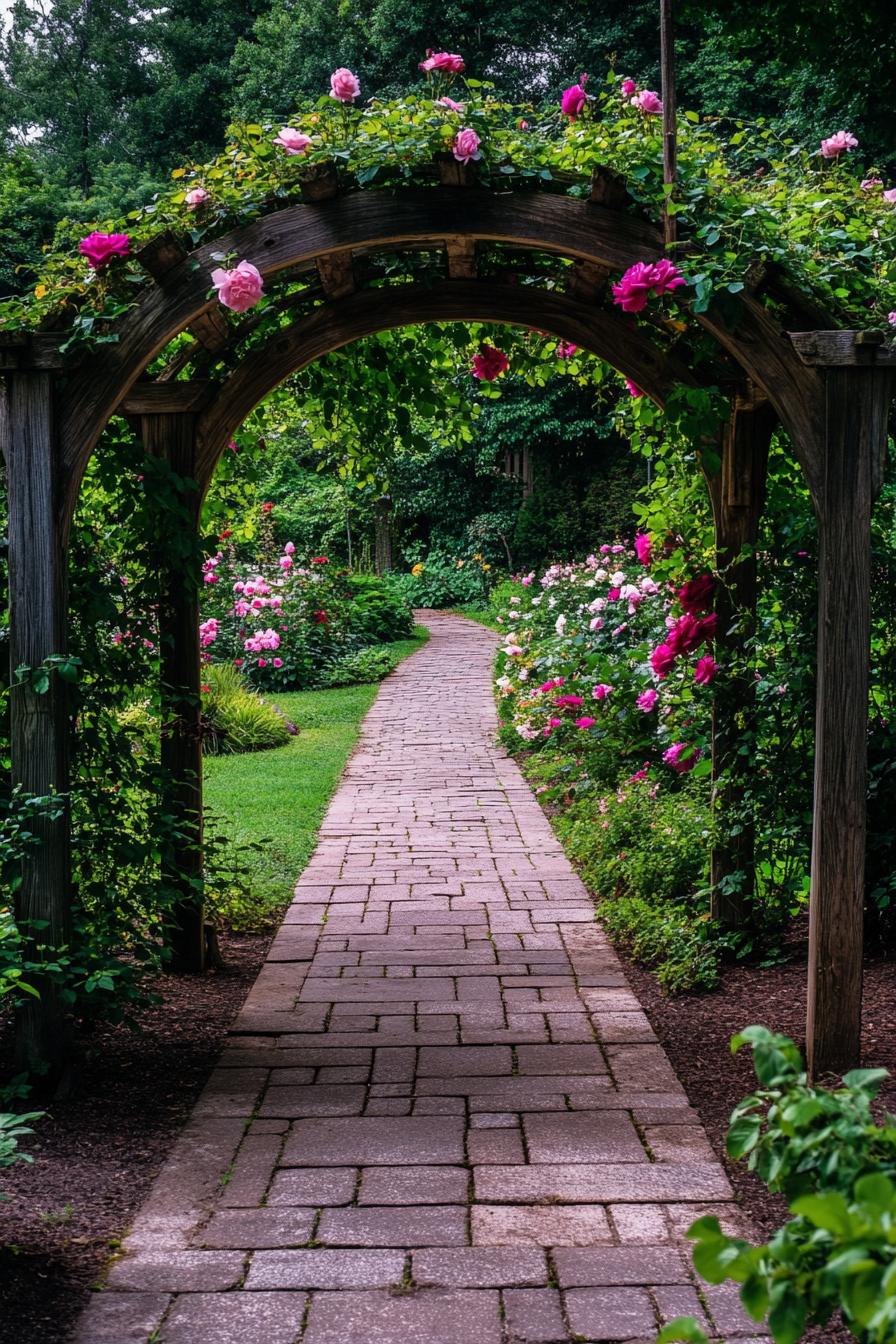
663,742,701,774
420,50,465,73
274,127,313,155
621,77,638,96
211,259,265,313
79,231,131,269
625,377,644,398
330,67,361,101
636,688,659,712
611,262,658,313
677,574,714,614
650,643,677,679
634,533,652,566
561,76,588,120
453,127,481,163
694,655,718,686
820,130,857,158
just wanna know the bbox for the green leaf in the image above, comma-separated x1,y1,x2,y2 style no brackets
727,1114,761,1159
790,1191,853,1236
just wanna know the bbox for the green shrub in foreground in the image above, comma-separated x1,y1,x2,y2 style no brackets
201,665,294,755
659,1027,896,1344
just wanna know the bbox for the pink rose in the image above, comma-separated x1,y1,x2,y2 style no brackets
592,683,613,700
820,130,858,158
284,542,296,555
650,643,676,679
273,658,283,668
79,231,130,269
184,187,210,208
472,345,509,380
574,716,596,729
632,89,663,115
555,694,584,708
634,534,651,566
274,127,313,155
889,312,896,327
861,178,883,191
677,574,714,614
453,127,481,163
637,688,658,712
211,259,265,313
438,97,465,112
663,742,701,774
330,67,360,102
694,655,717,686
561,75,588,120
280,555,293,569
556,340,579,358
612,259,685,313
625,377,644,398
621,77,638,96
884,189,896,205
419,50,465,73
667,612,703,656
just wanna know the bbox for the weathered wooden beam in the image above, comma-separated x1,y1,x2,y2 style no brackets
0,333,68,371
3,370,74,1083
119,381,213,414
136,229,189,280
790,330,896,367
142,413,206,974
316,251,356,299
187,308,231,353
566,258,610,303
707,398,776,927
806,365,895,1077
434,153,477,187
445,238,478,280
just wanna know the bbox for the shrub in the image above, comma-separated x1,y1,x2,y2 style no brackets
661,1028,896,1344
201,665,294,754
0,1111,43,1200
391,548,497,608
319,645,401,688
344,573,414,644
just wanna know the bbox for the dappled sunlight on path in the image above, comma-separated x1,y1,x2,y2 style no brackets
75,612,762,1344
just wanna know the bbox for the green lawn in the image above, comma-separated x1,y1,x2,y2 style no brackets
204,630,427,921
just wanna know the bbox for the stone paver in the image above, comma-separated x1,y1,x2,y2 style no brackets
77,612,753,1342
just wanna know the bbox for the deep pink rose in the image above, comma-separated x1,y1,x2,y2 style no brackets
330,67,360,101
637,688,659,712
420,50,465,73
820,130,857,158
453,127,481,163
556,340,579,358
612,260,685,313
663,742,701,774
606,587,621,602
634,533,652,566
184,187,210,208
695,613,718,643
889,312,896,327
667,612,703,656
694,654,718,686
574,716,596,729
79,231,130,269
650,643,677,679
561,75,588,120
592,683,613,700
274,127,313,155
621,77,638,96
677,574,714,614
472,345,508,380
555,694,585,708
625,377,644,398
211,259,265,313
632,89,662,115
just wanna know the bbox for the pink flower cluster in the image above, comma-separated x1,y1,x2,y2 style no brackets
203,553,223,585
612,259,686,313
199,618,219,648
244,628,281,653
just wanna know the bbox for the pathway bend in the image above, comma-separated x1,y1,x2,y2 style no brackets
76,612,761,1344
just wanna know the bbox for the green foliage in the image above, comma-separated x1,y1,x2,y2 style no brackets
392,549,497,608
201,664,294,755
319,642,409,688
664,1028,896,1344
344,574,414,644
599,897,721,995
0,1111,44,1199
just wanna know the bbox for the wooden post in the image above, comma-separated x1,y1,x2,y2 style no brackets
707,398,775,926
3,370,74,1080
373,496,393,575
141,413,205,973
806,366,892,1075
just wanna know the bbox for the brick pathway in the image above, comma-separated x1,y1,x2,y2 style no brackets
76,612,764,1344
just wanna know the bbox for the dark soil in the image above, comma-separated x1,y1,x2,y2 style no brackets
0,930,272,1344
624,935,896,1344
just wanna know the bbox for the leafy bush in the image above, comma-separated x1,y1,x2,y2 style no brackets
660,1027,896,1344
319,645,400,688
599,896,721,994
0,1111,43,1200
391,548,497,608
201,665,294,755
344,573,414,644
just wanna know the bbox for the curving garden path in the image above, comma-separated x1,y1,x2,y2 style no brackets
75,613,764,1344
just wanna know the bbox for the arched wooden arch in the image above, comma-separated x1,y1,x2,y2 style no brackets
2,179,894,1083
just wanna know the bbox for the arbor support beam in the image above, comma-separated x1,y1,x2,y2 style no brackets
141,413,206,974
806,366,894,1076
2,370,73,1081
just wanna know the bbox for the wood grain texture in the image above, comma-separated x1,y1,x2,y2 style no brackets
192,280,696,488
3,371,74,1078
141,413,206,974
807,367,895,1076
790,330,896,367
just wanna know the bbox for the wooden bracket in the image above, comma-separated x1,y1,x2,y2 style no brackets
445,238,478,280
300,162,340,203
316,252,356,299
136,229,189,281
120,381,213,415
789,330,896,367
589,166,633,210
434,153,477,187
566,258,609,303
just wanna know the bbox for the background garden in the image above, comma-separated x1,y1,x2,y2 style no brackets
1,1,896,1341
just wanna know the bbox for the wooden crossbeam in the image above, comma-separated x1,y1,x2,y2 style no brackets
119,381,213,414
566,258,610,303
0,334,67,370
789,330,896,367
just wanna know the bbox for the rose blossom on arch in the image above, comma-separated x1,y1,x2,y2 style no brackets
452,127,481,163
612,259,685,313
274,127,313,155
625,377,644,398
561,75,588,120
79,231,130,269
677,573,714,614
820,130,858,158
694,654,718,685
419,49,465,73
556,340,579,358
632,89,662,115
636,688,658,712
212,259,264,313
330,67,361,101
663,741,702,774
184,186,210,208
634,533,652,566
472,345,509,380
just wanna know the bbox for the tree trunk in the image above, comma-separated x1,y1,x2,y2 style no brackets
374,496,393,575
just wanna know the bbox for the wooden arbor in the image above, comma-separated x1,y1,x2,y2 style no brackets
2,182,894,1082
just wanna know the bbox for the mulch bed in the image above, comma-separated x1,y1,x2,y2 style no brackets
0,929,272,1344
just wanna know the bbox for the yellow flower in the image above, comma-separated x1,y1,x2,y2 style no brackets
473,552,483,560
482,563,491,571
411,562,425,576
